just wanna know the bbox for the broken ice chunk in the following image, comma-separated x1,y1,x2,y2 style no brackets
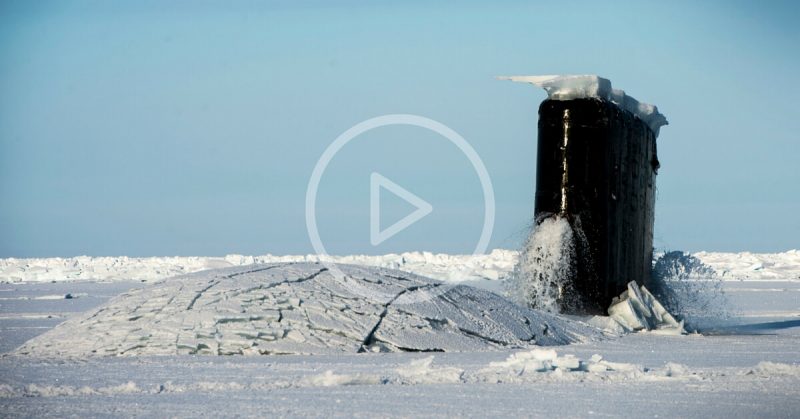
498,74,668,136
607,281,685,334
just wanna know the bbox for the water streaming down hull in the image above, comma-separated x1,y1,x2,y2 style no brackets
507,216,578,313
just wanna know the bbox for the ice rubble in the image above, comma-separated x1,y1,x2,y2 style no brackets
16,263,605,357
2,250,798,284
498,74,668,136
2,348,733,398
606,281,685,335
0,251,517,284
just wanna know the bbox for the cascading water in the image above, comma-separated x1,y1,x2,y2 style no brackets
649,251,732,331
506,216,577,313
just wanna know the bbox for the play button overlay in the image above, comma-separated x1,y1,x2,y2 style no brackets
305,114,495,303
370,172,433,246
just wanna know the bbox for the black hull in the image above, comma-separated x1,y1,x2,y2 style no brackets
535,98,659,314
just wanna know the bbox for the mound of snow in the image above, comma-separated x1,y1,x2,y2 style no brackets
16,263,604,357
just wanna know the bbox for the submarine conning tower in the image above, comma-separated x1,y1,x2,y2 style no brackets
500,75,669,314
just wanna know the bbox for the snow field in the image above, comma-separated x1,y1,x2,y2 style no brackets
2,249,798,284
1,282,798,417
2,333,800,419
2,347,797,398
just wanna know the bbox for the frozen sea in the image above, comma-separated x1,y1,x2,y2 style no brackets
0,255,799,417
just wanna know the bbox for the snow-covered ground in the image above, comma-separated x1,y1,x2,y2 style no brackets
1,322,798,417
0,255,798,417
2,249,799,283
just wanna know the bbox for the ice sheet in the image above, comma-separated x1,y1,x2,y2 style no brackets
3,250,798,284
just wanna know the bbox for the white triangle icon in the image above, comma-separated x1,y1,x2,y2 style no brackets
370,172,433,246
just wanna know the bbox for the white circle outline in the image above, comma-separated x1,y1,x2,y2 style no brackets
305,114,495,303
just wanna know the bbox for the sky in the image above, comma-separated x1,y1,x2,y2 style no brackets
1,0,798,257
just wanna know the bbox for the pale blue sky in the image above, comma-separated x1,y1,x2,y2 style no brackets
1,1,798,257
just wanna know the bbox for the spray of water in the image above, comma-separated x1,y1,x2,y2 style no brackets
649,250,732,330
506,216,576,313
